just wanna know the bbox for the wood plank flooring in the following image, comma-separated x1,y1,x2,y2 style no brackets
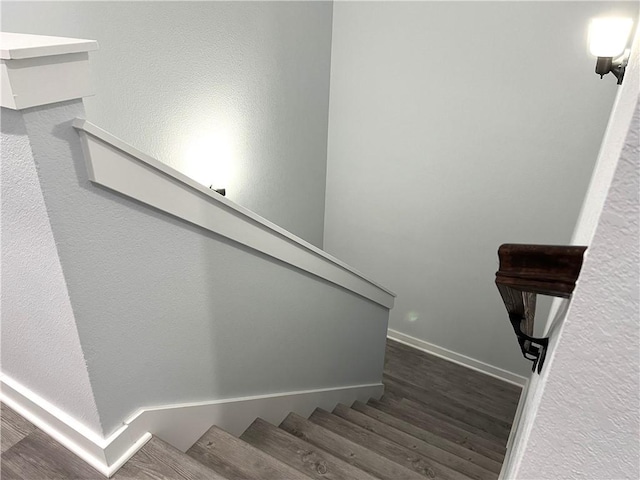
1,338,522,479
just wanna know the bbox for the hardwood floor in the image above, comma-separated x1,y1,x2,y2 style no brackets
1,339,522,479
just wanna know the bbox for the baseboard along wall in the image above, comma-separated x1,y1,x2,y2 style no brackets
0,373,383,477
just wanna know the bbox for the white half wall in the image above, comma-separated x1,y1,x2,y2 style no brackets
1,0,333,247
324,0,638,377
1,106,103,436
18,98,390,440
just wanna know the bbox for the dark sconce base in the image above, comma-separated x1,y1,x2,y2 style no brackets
209,186,226,196
595,55,627,84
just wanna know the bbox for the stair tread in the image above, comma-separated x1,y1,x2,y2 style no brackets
334,404,498,480
381,392,507,446
280,411,425,480
1,428,103,479
113,436,227,480
380,394,508,450
369,399,505,463
309,408,472,480
241,417,376,480
383,375,513,441
385,341,521,414
351,401,502,474
187,425,308,479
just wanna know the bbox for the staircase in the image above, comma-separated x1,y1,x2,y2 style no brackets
1,340,520,480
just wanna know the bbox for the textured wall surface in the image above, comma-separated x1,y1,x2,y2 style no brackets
1,1,333,247
1,106,104,436
20,100,388,437
324,1,638,376
507,97,639,480
502,27,640,479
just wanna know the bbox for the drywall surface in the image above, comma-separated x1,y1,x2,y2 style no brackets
572,26,640,245
1,106,103,436
324,1,638,377
501,26,640,479
504,96,639,480
21,100,389,437
1,1,333,247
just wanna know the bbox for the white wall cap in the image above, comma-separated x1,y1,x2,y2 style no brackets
73,119,396,308
1,32,98,60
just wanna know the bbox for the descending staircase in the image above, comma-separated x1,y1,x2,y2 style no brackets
1,341,520,480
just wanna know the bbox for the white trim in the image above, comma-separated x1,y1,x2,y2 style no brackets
387,329,527,387
73,119,395,309
0,32,98,60
1,373,383,477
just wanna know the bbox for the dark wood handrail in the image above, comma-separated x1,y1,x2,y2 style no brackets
495,244,587,373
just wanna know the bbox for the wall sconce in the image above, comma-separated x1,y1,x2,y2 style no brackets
589,17,634,85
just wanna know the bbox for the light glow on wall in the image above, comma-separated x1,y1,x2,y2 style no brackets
588,17,633,57
183,128,236,191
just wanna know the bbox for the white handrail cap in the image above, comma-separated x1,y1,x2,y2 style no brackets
1,32,98,60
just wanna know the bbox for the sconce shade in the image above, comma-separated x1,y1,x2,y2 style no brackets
589,18,633,57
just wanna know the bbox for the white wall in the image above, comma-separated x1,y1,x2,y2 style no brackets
325,1,638,377
502,26,640,479
15,99,389,438
1,1,333,247
1,107,104,436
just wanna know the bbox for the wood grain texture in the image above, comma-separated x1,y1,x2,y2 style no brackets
333,404,497,480
351,401,502,474
369,399,505,464
386,341,521,406
384,343,520,423
1,428,103,479
383,375,513,441
241,417,375,480
280,412,425,480
112,437,226,480
495,244,587,297
309,408,470,480
187,425,307,480
1,405,36,454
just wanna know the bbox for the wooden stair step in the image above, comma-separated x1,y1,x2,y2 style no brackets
386,341,522,401
241,417,376,480
113,436,227,479
333,404,498,480
187,425,308,479
280,411,425,480
400,396,508,446
383,375,512,441
385,341,521,412
369,399,505,463
351,401,502,474
383,357,519,423
309,408,472,480
381,392,507,447
1,428,103,479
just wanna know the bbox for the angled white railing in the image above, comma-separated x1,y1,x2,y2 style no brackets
74,119,396,309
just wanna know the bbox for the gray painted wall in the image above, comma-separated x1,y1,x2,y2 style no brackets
1,107,104,436
324,1,638,377
1,1,333,247
15,99,388,438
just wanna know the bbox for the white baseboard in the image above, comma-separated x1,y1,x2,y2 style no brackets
1,373,383,477
387,329,527,387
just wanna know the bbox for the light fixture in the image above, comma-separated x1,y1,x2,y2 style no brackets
589,17,634,85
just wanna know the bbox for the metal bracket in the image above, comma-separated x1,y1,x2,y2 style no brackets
509,313,549,374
